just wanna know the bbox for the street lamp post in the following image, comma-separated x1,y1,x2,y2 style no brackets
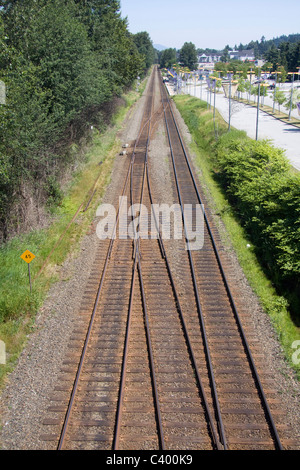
272,72,277,112
228,72,233,131
248,69,255,103
206,76,210,109
210,77,217,138
256,79,261,141
200,72,203,100
212,77,222,140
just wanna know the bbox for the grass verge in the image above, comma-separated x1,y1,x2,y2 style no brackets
0,79,147,389
173,94,300,380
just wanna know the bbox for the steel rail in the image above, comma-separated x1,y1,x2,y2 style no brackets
135,86,166,450
137,255,165,449
56,159,133,450
112,251,139,450
138,68,223,450
159,73,227,450
112,72,166,449
160,73,283,451
138,72,219,449
145,158,223,451
56,75,158,451
114,67,222,450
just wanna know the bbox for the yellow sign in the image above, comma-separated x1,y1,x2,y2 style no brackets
20,250,35,264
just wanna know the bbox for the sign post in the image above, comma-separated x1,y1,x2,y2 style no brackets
20,250,36,292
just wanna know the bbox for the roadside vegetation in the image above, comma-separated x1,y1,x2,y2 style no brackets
173,94,300,378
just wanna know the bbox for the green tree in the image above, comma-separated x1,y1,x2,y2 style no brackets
220,45,230,62
251,83,268,103
74,0,144,88
285,88,300,112
132,31,155,72
0,33,55,238
277,66,287,84
265,44,280,70
273,90,286,113
27,2,104,122
179,42,198,70
237,77,246,100
289,42,300,71
214,62,229,77
160,48,177,69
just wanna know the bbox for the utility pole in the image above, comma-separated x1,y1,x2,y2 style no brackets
256,81,261,141
273,70,281,113
228,72,233,132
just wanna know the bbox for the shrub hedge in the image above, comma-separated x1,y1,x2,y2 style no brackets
214,133,300,299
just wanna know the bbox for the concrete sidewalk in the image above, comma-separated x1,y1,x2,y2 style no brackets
207,91,300,172
169,82,300,172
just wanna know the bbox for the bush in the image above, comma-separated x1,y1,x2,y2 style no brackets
215,134,300,302
45,176,64,209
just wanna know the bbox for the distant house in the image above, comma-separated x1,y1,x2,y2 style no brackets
198,54,209,63
197,49,255,67
198,53,222,64
229,49,255,62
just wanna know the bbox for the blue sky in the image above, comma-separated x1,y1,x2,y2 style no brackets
119,0,300,50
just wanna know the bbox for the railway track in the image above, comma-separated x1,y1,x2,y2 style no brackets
41,66,290,450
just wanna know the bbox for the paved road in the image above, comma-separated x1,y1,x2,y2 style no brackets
168,82,300,172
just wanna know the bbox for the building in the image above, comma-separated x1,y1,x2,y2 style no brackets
197,49,255,68
229,49,255,62
198,53,222,64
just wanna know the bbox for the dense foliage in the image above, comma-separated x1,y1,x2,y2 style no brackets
0,0,154,240
264,41,300,73
159,48,177,70
179,42,198,71
215,133,300,316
